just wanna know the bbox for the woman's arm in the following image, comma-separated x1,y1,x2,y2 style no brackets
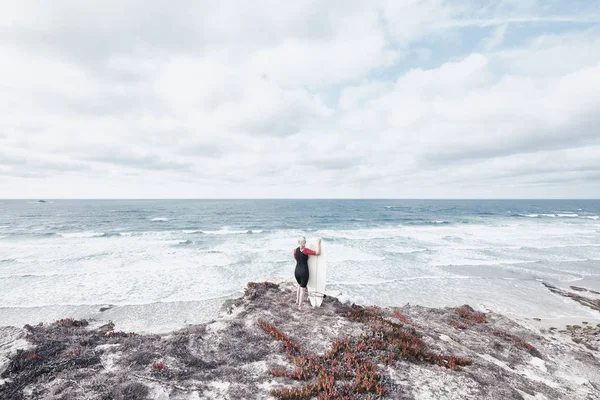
303,248,317,256
303,239,322,256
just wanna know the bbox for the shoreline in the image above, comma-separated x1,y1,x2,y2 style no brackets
1,277,599,335
1,281,600,399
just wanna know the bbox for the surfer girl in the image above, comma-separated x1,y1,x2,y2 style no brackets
294,237,321,309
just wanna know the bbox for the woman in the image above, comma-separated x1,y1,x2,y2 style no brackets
293,236,321,309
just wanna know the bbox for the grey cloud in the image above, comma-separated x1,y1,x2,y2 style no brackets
345,171,390,185
298,155,363,171
418,112,600,168
178,142,226,159
0,167,50,179
496,168,600,184
257,167,285,177
62,92,166,117
222,175,248,184
241,103,328,137
0,153,88,173
518,171,600,186
438,156,600,187
84,149,192,171
244,117,305,137
1,1,342,71
2,6,205,64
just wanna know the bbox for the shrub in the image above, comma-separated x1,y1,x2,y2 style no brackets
151,361,166,370
490,330,541,358
260,304,472,399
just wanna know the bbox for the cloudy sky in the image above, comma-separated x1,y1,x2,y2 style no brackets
1,0,599,199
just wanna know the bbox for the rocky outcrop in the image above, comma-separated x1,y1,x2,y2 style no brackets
1,282,599,399
543,282,600,312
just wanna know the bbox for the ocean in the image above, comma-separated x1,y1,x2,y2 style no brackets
1,199,599,332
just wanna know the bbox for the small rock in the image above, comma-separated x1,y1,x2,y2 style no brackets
533,318,541,321
582,321,588,325
570,286,588,292
573,325,582,330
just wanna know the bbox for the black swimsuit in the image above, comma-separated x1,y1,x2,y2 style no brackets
294,247,309,288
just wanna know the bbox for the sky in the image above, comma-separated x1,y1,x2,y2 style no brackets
1,0,599,199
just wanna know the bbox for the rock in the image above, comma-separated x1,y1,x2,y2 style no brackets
570,286,588,292
543,282,600,312
1,282,600,399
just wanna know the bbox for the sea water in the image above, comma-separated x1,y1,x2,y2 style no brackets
1,199,599,332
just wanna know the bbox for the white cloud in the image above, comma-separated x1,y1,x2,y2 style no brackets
0,1,599,198
247,12,398,87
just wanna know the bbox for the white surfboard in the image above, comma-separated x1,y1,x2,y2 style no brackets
306,238,326,307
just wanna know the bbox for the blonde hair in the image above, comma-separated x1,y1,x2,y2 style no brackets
298,236,306,244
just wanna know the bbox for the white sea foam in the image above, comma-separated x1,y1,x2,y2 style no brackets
201,228,248,235
386,246,428,254
316,228,408,240
180,229,265,235
58,232,105,238
534,213,583,218
326,244,385,263
330,276,472,286
151,217,169,222
2,208,600,329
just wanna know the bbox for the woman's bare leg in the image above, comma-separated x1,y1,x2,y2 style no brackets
296,285,301,305
298,287,307,309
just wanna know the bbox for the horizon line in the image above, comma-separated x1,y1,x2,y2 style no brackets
2,198,599,201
